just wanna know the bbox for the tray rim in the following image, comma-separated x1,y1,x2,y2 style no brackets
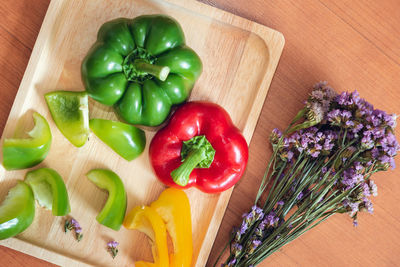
0,0,285,266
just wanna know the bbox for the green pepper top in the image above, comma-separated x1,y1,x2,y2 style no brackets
81,15,203,126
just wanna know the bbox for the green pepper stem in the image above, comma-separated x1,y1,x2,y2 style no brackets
133,60,170,81
171,148,207,186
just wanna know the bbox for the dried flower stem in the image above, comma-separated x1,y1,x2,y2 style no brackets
64,218,83,242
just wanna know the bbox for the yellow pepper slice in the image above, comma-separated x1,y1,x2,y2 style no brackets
124,188,192,267
150,188,192,267
123,206,168,267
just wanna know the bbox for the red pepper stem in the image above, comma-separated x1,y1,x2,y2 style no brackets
171,148,207,186
133,60,170,81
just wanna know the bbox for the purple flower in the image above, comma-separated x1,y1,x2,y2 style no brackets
367,109,395,128
107,241,119,248
362,197,374,214
297,192,304,200
343,199,359,216
323,139,334,151
71,219,80,228
287,150,294,161
371,127,385,139
270,128,282,144
272,128,282,137
236,206,264,241
233,243,242,251
350,92,374,118
231,243,242,257
352,123,364,134
301,137,309,149
327,109,340,121
345,120,355,127
252,239,262,250
361,183,371,197
306,82,338,121
289,127,336,157
327,109,354,128
361,132,374,149
64,218,83,242
277,200,285,206
381,132,399,157
282,138,290,148
107,240,119,259
311,89,324,100
227,258,236,266
379,155,391,164
369,180,378,196
263,211,279,227
310,82,337,113
341,110,352,120
239,222,248,235
349,203,359,216
255,220,266,236
341,168,363,190
354,161,363,171
310,150,320,158
371,148,380,159
387,114,397,128
336,91,354,106
252,205,264,215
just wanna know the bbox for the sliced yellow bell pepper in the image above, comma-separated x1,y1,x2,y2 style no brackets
124,188,193,267
150,188,192,267
123,206,169,267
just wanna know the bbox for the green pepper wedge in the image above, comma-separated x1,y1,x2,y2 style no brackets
2,112,52,170
25,168,71,216
44,91,89,147
86,169,127,231
81,15,202,126
89,118,145,161
0,181,35,240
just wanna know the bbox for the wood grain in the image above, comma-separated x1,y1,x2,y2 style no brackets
1,0,400,266
0,0,283,266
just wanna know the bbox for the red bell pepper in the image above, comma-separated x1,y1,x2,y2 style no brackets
149,101,248,193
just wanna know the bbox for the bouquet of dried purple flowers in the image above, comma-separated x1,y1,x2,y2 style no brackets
215,82,399,267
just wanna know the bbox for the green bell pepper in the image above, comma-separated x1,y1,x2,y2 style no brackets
2,112,52,170
89,118,145,161
25,168,71,216
81,15,202,126
45,91,89,147
86,169,127,231
0,181,35,240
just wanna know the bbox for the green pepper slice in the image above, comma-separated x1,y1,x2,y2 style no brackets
81,15,202,126
89,118,145,161
0,181,35,240
44,90,89,147
2,112,52,170
86,169,127,231
25,168,71,216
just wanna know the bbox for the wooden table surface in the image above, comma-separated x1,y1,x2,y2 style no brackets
1,0,399,266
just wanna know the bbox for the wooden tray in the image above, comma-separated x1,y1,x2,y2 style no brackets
0,0,284,266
